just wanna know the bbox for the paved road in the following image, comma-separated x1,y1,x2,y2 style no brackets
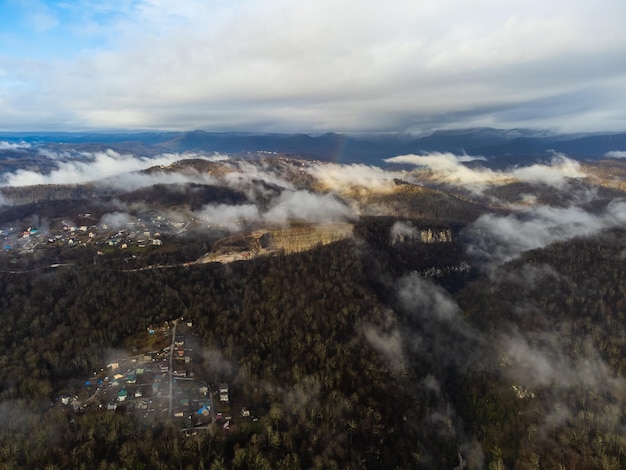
168,320,177,418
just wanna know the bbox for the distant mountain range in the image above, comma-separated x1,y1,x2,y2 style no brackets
1,128,626,168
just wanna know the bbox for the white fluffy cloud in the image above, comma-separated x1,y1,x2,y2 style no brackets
386,152,585,193
2,0,626,132
196,189,355,231
264,190,355,224
196,204,261,231
307,163,405,191
0,150,223,187
0,141,31,150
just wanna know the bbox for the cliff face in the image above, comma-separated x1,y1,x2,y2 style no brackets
262,223,353,253
202,222,354,263
391,228,452,245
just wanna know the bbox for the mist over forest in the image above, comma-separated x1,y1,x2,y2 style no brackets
1,130,626,468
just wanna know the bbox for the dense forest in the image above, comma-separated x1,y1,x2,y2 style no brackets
0,213,625,468
1,148,626,469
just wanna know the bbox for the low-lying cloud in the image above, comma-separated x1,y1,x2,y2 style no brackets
605,150,626,158
196,204,261,231
264,190,355,224
307,163,405,192
467,200,626,267
385,152,586,194
99,212,138,229
0,150,226,187
196,189,355,230
223,161,295,192
0,141,31,150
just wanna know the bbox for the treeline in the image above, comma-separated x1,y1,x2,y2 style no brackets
117,183,249,211
364,184,486,223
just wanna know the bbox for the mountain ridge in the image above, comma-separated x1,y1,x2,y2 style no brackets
2,128,626,166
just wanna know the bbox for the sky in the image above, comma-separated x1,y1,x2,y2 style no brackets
0,0,625,133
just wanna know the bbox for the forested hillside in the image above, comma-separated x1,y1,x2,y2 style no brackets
0,151,626,468
0,237,459,469
0,221,625,468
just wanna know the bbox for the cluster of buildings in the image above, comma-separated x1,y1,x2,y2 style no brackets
0,213,189,256
59,321,243,431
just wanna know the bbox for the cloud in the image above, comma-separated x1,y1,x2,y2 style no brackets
99,212,137,229
363,326,405,373
396,275,485,376
0,150,222,187
498,326,626,431
201,348,237,381
605,150,626,158
222,161,295,195
307,163,405,192
264,190,355,224
196,204,261,231
398,274,465,323
195,189,355,231
100,166,218,192
2,1,626,132
511,153,585,187
0,192,11,206
467,200,626,267
385,152,586,194
456,155,487,163
390,221,418,241
386,152,503,193
0,141,32,150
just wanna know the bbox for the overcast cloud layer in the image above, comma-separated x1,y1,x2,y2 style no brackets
0,0,625,132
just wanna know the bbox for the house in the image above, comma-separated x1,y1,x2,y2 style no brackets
219,384,229,402
117,389,128,402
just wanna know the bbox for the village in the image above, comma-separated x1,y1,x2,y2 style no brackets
59,319,251,432
0,212,189,257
